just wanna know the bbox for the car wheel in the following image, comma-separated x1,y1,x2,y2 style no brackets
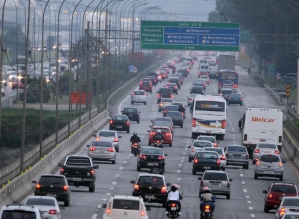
150,91,152,94
169,143,172,147
191,133,197,139
89,183,95,192
131,102,133,105
112,160,116,164
192,168,196,175
188,157,192,162
254,174,258,179
244,164,249,169
279,176,283,181
144,102,147,105
148,142,151,146
226,194,230,199
137,120,140,124
158,109,161,112
180,124,183,128
127,129,130,134
240,103,243,106
252,160,256,165
228,103,230,105
12,88,14,90
116,147,119,152
137,165,141,171
198,190,202,198
64,196,70,207
264,203,269,213
221,166,226,171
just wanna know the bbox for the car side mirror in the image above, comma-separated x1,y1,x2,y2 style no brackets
147,129,150,132
146,206,151,211
187,145,191,148
156,91,159,93
198,177,202,180
130,180,135,184
262,190,267,194
224,147,227,151
93,134,96,137
229,179,233,182
86,145,90,147
101,204,107,208
58,163,62,167
282,161,286,163
238,120,242,128
118,136,122,138
32,180,37,184
94,165,99,169
166,183,171,186
164,154,168,156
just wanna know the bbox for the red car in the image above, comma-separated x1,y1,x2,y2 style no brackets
263,182,298,213
148,126,173,146
12,82,24,90
139,81,152,93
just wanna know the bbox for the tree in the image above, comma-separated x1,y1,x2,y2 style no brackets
208,11,220,22
20,77,51,103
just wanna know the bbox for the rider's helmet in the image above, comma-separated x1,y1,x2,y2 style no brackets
157,129,161,133
203,186,210,192
173,184,179,189
171,184,178,192
133,132,137,136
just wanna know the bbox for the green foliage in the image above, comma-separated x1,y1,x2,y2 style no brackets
3,24,27,58
208,11,220,22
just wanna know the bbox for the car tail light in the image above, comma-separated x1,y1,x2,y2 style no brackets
140,205,145,216
279,136,282,143
158,156,165,160
110,120,113,124
166,133,171,136
95,137,100,140
165,86,169,88
150,132,155,135
194,158,198,164
222,119,226,129
234,83,238,87
178,82,181,85
60,168,64,173
198,72,201,75
126,121,130,125
36,184,41,189
254,149,260,154
49,210,57,214
139,82,142,85
157,94,160,98
239,98,243,100
226,153,229,158
140,154,146,159
256,161,260,166
174,86,178,89
216,159,220,165
131,92,134,96
207,73,210,76
90,169,95,174
164,110,167,113
278,162,283,168
213,143,217,147
108,148,115,152
244,134,247,141
161,186,167,193
134,184,139,191
227,181,231,188
207,80,210,83
228,98,232,100
106,202,111,214
171,94,174,98
219,83,222,87
63,185,68,190
246,154,249,160
220,155,226,160
274,150,279,154
154,79,156,82
90,146,96,151
114,138,118,142
192,118,196,127
279,208,285,216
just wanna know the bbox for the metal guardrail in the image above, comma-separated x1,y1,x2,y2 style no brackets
264,84,283,104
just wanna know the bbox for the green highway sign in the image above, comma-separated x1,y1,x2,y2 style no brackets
140,20,240,51
240,29,254,42
240,30,251,35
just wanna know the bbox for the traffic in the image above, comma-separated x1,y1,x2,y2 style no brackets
1,51,298,219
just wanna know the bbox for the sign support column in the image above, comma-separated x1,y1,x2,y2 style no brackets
297,59,299,114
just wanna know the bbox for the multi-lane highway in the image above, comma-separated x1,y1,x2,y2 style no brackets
24,60,299,219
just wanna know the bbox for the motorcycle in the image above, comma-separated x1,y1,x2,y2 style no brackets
201,203,213,219
166,193,183,219
154,139,163,148
148,162,163,175
131,143,139,156
181,111,186,119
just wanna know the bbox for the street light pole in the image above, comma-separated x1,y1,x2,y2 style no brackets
272,7,288,51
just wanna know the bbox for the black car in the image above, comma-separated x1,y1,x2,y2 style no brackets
146,76,157,86
165,83,178,94
190,86,204,94
157,88,173,103
168,77,181,89
166,111,183,128
228,93,243,106
121,107,140,123
209,70,218,79
220,88,233,102
173,73,184,85
148,72,159,80
192,151,221,175
130,173,171,206
109,114,130,133
177,68,188,77
32,174,71,206
193,80,206,91
163,105,179,117
137,147,167,172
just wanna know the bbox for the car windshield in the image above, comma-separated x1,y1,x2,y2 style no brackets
166,112,181,117
169,79,179,82
205,148,222,154
112,115,128,120
65,157,91,166
203,172,228,181
227,146,246,152
92,141,112,147
98,131,115,137
189,94,197,98
25,198,55,206
124,108,138,113
154,117,171,122
137,176,164,185
198,137,216,143
258,143,277,149
193,141,212,148
167,84,177,87
39,176,65,185
112,199,140,210
271,185,297,193
197,152,218,159
260,155,280,163
1,211,36,219
159,88,170,93
141,148,163,155
282,199,299,207
133,91,145,95
142,82,150,86
222,90,232,94
200,76,208,79
191,87,202,91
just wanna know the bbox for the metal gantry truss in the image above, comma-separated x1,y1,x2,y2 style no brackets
241,34,299,44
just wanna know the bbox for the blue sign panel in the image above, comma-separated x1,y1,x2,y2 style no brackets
129,65,134,73
164,34,198,45
198,35,239,46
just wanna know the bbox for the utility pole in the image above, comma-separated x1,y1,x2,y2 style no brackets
131,1,135,65
104,1,108,109
86,21,91,120
84,25,88,109
297,60,299,115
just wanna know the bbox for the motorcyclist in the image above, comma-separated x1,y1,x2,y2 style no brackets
178,104,186,113
248,67,251,75
153,129,164,141
200,186,216,218
130,132,141,146
165,184,182,215
165,90,171,98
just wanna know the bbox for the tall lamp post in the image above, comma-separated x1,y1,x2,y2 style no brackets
272,7,288,51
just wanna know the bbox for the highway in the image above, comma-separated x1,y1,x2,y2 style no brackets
23,60,299,219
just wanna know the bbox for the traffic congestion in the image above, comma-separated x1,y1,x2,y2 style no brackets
1,51,298,219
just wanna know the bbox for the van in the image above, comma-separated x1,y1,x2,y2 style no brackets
199,59,208,65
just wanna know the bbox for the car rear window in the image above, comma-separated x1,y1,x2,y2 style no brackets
154,117,172,122
112,115,128,120
98,131,115,137
137,176,164,185
166,112,181,117
191,87,203,91
227,146,246,152
198,137,216,143
197,152,218,159
221,90,232,94
25,198,55,206
193,141,212,148
141,82,150,86
1,211,36,219
204,148,222,154
203,172,228,181
258,143,277,149
112,199,140,210
152,128,170,133
162,99,173,102
133,91,145,95
169,78,179,82
284,215,299,219
260,155,280,163
165,106,179,111
39,176,65,185
141,148,163,155
271,185,297,193
159,88,170,93
66,157,90,166
282,198,299,206
167,83,177,87
229,94,241,98
124,108,138,112
92,141,112,147
153,121,171,126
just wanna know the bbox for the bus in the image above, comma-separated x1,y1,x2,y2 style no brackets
191,96,227,140
13,56,33,69
218,69,238,93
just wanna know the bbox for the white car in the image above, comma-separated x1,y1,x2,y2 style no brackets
102,195,150,219
203,147,227,171
281,213,299,219
93,130,122,152
24,196,63,219
131,90,147,105
199,75,210,85
276,197,299,219
0,205,42,219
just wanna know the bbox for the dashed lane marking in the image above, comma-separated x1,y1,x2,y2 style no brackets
177,170,181,173
106,193,111,196
243,189,247,193
112,181,117,185
250,214,255,218
110,187,114,190
178,178,181,181
92,214,97,219
242,181,245,184
102,198,107,201
115,174,120,178
183,152,186,155
249,206,253,210
240,174,244,177
246,195,250,198
119,167,123,170
97,204,101,208
178,164,182,167
247,200,251,203
123,161,127,164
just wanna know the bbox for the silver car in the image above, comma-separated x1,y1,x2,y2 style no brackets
225,145,249,169
254,154,285,181
199,75,210,84
87,140,116,164
198,170,232,199
93,130,122,152
131,90,147,105
187,93,197,106
158,98,173,112
203,147,227,171
188,140,213,162
197,135,219,147
276,197,299,219
252,142,279,164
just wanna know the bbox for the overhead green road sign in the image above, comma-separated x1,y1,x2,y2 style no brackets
240,29,254,42
140,20,240,51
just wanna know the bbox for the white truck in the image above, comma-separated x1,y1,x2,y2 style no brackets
217,54,235,71
238,108,283,158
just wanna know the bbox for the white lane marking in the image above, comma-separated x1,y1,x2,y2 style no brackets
106,193,111,196
240,174,244,177
179,164,182,167
183,152,186,155
97,204,101,208
185,148,187,150
233,137,236,140
247,200,251,203
250,214,255,218
129,154,133,157
246,195,250,198
177,178,181,181
186,141,189,143
243,189,247,193
115,174,120,178
112,181,117,185
110,187,114,190
180,160,184,163
118,86,138,113
102,198,107,201
177,170,181,173
123,161,127,164
127,157,130,159
249,206,253,210
242,181,245,184
119,167,123,170
92,214,98,219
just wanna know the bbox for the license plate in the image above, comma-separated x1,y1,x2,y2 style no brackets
209,183,221,187
171,207,176,210
147,163,154,166
204,166,210,169
145,195,155,199
206,131,211,133
72,177,81,181
262,151,271,153
234,155,241,158
116,126,122,128
263,171,274,174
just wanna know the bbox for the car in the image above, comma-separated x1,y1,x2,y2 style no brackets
209,60,216,66
263,182,298,213
192,151,221,175
224,145,249,169
220,88,233,101
254,154,285,180
197,135,219,147
130,90,147,105
276,197,299,219
165,111,183,128
173,73,184,85
102,195,150,219
139,81,152,93
193,79,206,90
165,83,179,94
1,85,5,96
203,147,226,170
137,147,167,172
190,86,204,95
181,66,190,75
177,68,188,77
150,117,174,133
158,98,173,112
140,78,151,84
227,93,244,106
188,140,213,162
198,65,210,77
168,77,181,89
159,69,168,79
148,126,173,146
147,72,159,82
8,71,18,81
87,140,116,164
130,173,171,207
187,93,197,106
252,142,280,164
32,174,71,206
24,196,62,219
280,213,299,219
163,105,179,117
209,70,218,79
12,81,24,90
146,76,157,86
109,114,130,133
198,170,232,199
0,205,42,219
93,130,121,152
199,75,210,84
156,88,173,103
121,107,140,124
